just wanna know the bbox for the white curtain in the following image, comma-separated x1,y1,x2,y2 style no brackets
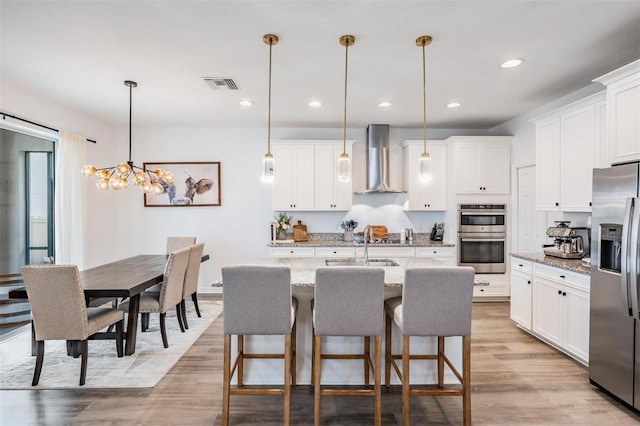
54,131,86,268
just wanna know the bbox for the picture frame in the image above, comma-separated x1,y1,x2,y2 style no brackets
143,161,221,207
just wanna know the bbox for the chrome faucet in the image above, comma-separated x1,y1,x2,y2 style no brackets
362,225,373,265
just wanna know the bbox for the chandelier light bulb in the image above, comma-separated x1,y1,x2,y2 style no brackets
116,162,131,176
81,165,97,177
151,182,164,195
96,178,110,191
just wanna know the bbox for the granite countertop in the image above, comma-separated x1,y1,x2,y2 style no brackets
268,233,455,248
511,252,590,275
216,257,447,287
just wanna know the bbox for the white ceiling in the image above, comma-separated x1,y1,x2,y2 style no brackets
1,1,639,130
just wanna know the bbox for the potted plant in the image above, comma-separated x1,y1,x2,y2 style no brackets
275,212,293,240
340,219,358,242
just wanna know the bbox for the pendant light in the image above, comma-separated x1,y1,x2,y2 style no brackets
417,35,433,183
262,34,278,183
81,81,174,193
337,34,355,183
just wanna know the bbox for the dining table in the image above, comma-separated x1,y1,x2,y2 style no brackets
9,254,208,356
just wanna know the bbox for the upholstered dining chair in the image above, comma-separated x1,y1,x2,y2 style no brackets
21,265,124,386
166,236,196,254
179,242,205,329
384,266,475,426
221,265,298,426
312,267,385,426
119,246,190,348
141,236,197,332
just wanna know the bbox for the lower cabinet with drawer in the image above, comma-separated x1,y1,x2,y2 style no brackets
269,247,315,258
314,247,356,258
531,263,590,365
510,259,533,330
415,247,455,265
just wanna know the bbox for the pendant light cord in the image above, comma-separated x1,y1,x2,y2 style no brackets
342,39,349,155
267,37,273,156
128,82,133,163
422,41,427,154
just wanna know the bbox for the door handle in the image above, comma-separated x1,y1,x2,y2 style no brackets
629,197,640,320
622,198,634,317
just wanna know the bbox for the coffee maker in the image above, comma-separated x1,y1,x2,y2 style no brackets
542,221,590,259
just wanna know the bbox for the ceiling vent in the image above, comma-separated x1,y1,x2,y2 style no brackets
202,77,240,91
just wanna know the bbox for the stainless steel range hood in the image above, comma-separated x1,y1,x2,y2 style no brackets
355,124,405,194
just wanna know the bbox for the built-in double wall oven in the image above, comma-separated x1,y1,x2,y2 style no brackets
458,204,507,273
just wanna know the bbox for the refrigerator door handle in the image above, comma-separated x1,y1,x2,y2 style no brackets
621,198,633,317
629,197,640,320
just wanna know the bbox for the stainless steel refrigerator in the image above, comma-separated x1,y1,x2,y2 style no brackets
590,161,640,410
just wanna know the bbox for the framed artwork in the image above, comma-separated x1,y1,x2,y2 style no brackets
143,162,221,207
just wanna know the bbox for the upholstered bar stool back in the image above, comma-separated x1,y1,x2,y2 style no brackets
312,266,385,426
384,266,475,426
221,265,298,426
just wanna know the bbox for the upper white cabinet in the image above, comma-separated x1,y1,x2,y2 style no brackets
272,140,354,211
594,60,640,164
450,136,512,194
272,143,315,210
314,142,354,210
401,140,446,210
533,92,606,212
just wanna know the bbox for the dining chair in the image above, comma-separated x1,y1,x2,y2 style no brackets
21,264,124,386
221,265,298,426
384,266,475,426
119,246,190,348
166,236,196,254
141,237,197,332
179,242,205,329
312,267,385,426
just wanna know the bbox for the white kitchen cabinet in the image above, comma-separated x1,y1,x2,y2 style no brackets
451,136,512,194
401,140,447,210
510,259,533,330
533,92,606,212
415,246,455,265
594,60,640,164
314,142,354,210
314,247,356,258
531,263,590,364
272,143,315,210
473,274,509,299
270,246,315,257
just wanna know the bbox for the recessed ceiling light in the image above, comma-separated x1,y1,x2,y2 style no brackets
446,102,461,108
501,58,524,68
239,100,254,106
308,100,322,108
378,101,392,108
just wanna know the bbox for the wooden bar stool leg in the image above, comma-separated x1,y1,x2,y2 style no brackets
385,313,392,387
438,336,445,388
237,335,244,387
402,335,410,426
463,335,472,426
314,335,321,426
310,324,315,388
222,334,231,426
284,333,291,426
291,319,297,386
364,335,371,386
374,335,382,426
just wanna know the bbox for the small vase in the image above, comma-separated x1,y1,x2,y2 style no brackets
277,228,289,240
344,230,354,242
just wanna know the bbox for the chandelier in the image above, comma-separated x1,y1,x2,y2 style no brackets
81,80,174,192
417,35,433,183
337,34,355,183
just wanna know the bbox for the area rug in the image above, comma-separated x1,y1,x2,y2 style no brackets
0,299,222,389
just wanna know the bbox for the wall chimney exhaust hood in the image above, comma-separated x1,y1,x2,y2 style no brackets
355,124,405,194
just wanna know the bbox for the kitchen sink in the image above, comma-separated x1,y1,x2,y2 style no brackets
324,258,400,267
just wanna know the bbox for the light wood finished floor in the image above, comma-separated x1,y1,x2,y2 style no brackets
1,297,639,425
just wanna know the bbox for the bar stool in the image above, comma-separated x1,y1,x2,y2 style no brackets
221,265,297,426
384,266,475,426
312,267,385,426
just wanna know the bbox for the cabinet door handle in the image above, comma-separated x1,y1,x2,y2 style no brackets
559,275,566,279
527,280,531,284
562,292,567,296
555,202,559,207
519,264,523,267
589,202,592,207
558,290,562,295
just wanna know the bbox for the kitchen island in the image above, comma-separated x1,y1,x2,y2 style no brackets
220,256,466,386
